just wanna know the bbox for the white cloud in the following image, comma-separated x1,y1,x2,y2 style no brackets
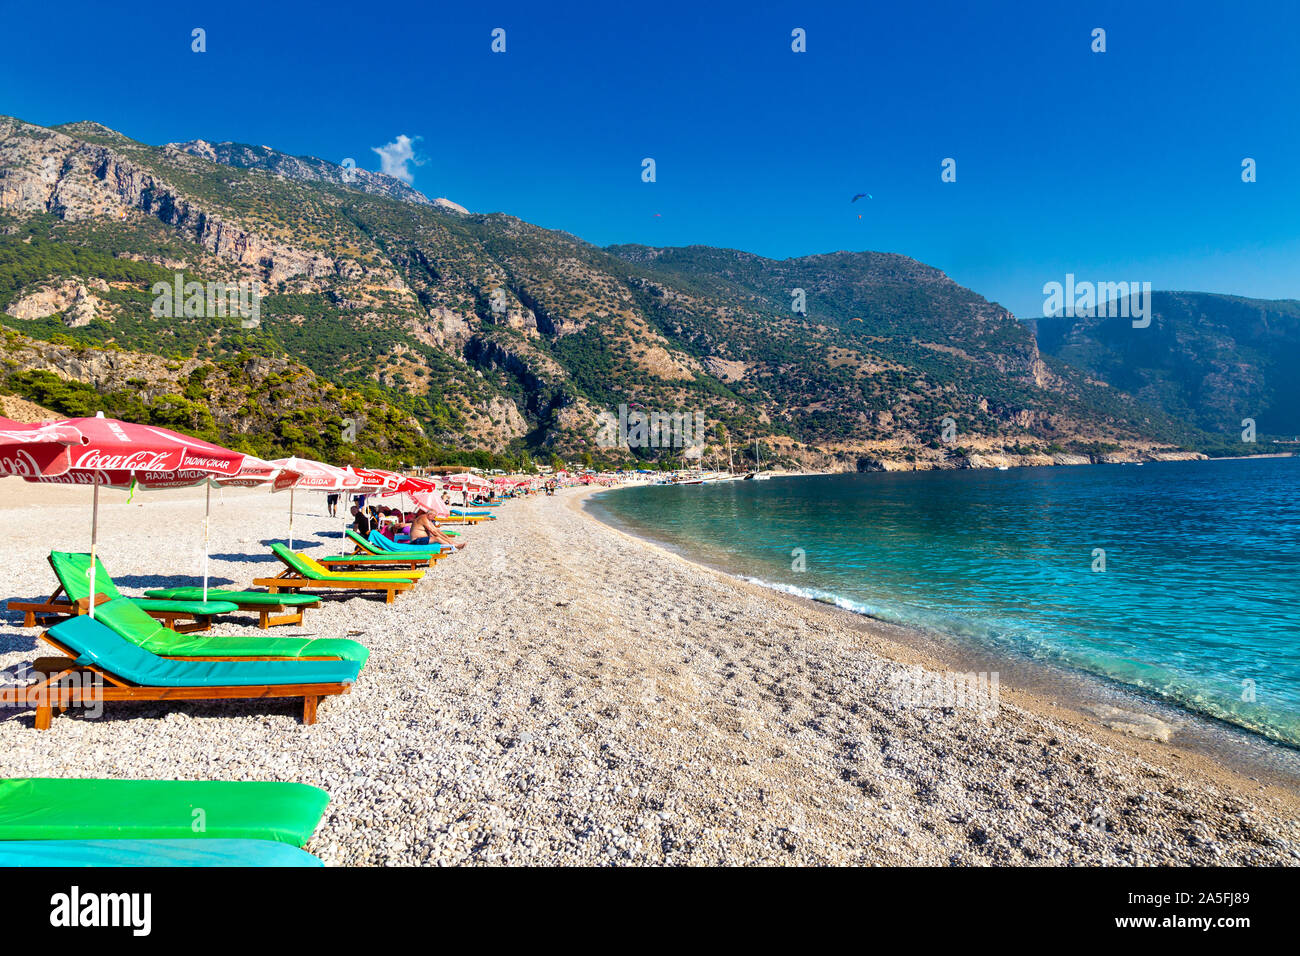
371,134,424,184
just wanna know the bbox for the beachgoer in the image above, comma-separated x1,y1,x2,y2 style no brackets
351,504,372,536
409,511,464,549
326,492,339,517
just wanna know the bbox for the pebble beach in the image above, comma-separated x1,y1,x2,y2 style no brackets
1,478,1297,866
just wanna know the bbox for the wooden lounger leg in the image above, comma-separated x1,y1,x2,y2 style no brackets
265,611,304,628
385,588,396,603
34,702,52,731
302,695,318,725
258,609,270,630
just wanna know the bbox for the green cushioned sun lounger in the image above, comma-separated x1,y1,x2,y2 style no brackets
9,553,238,632
144,587,321,607
3,616,358,728
369,530,449,555
46,614,361,687
0,778,329,845
0,839,323,867
50,553,239,618
131,598,239,615
268,543,413,583
317,552,432,564
92,598,370,665
347,530,451,556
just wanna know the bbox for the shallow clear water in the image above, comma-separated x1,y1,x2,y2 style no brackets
589,459,1300,747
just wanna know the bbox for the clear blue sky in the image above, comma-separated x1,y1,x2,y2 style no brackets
2,0,1296,316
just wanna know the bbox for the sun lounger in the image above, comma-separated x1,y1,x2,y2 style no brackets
435,511,488,525
0,614,359,728
0,838,323,867
348,530,446,560
88,597,369,664
143,587,321,629
368,529,452,556
252,543,415,604
0,778,329,845
290,550,423,582
315,551,436,571
8,552,240,633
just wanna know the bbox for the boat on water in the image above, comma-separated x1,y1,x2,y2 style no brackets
745,437,771,479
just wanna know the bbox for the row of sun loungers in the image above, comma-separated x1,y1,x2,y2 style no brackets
3,517,481,730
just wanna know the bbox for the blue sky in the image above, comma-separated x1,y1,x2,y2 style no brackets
2,0,1296,316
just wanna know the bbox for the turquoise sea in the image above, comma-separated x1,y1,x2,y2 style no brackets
589,458,1300,748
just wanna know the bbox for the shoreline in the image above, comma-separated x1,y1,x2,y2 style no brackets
578,483,1300,797
754,450,1295,476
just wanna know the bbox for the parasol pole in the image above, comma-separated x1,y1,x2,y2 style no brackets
87,472,100,620
202,482,211,602
288,486,295,550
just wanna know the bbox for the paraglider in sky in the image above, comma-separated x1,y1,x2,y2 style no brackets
851,193,872,202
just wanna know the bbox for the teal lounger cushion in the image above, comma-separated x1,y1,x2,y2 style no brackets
369,530,447,554
144,587,321,607
46,615,361,687
0,839,323,867
0,778,329,845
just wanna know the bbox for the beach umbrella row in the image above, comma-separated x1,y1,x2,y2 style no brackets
4,415,496,613
0,414,250,616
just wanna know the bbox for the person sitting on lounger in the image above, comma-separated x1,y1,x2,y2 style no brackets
352,504,373,536
409,511,463,549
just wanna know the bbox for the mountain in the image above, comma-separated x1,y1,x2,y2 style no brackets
0,115,1281,470
1034,292,1300,443
167,138,436,207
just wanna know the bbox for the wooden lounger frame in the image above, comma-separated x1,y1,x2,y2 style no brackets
349,540,448,565
319,554,432,571
252,568,414,604
0,632,350,730
8,588,312,632
9,586,219,634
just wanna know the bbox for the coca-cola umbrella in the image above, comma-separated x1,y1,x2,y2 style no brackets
0,419,89,477
0,413,247,618
197,456,302,601
269,457,361,549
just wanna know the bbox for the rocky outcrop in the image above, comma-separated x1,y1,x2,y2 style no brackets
5,278,109,327
168,139,434,207
0,393,58,421
0,118,383,289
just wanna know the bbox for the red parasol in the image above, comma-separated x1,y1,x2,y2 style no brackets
0,414,248,616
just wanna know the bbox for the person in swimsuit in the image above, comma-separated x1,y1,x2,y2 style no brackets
409,511,465,549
